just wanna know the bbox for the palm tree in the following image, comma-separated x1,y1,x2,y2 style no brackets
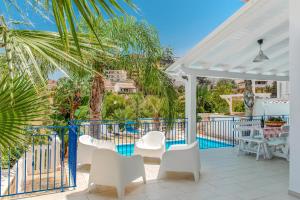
0,6,177,150
0,17,108,86
0,74,47,152
0,1,139,151
141,95,167,130
81,17,177,122
1,0,136,53
0,16,107,151
160,47,176,69
244,80,255,117
53,76,90,121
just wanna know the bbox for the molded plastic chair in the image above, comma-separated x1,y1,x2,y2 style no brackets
78,135,115,166
88,149,146,199
267,125,289,161
134,131,165,159
158,141,201,182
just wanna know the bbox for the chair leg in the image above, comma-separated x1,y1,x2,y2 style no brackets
237,142,242,156
256,143,262,161
142,175,146,184
87,180,93,193
193,171,200,183
263,143,270,159
117,187,125,200
157,168,166,179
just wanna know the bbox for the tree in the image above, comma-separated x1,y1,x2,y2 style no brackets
197,77,211,86
102,92,127,120
210,80,235,113
196,79,236,114
140,95,168,130
0,17,104,86
1,0,136,53
52,76,90,123
0,16,102,151
126,92,144,120
0,74,47,152
0,0,139,151
243,80,255,117
160,47,175,69
232,99,245,112
80,17,177,122
197,85,214,113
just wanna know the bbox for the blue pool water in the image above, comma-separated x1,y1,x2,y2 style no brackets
117,137,233,156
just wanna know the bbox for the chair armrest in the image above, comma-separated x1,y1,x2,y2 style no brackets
162,147,195,161
161,147,200,172
168,144,190,151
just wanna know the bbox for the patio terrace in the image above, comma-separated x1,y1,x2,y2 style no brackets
20,148,295,200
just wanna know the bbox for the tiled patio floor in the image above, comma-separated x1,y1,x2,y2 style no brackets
21,148,298,200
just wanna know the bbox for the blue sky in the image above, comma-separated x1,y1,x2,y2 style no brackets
1,0,244,56
1,1,243,79
131,0,244,56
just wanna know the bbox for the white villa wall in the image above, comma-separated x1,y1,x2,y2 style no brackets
277,81,290,99
289,0,300,196
253,99,289,116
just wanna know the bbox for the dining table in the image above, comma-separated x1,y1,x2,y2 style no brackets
262,126,284,139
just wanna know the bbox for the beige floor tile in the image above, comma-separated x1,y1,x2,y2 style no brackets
19,148,293,200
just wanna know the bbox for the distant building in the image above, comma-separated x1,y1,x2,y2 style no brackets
277,81,290,99
235,80,274,93
104,70,137,94
114,81,137,94
105,70,127,82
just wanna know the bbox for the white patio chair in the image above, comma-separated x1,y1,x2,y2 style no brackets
88,149,146,199
234,121,267,160
158,141,201,182
77,135,116,166
267,126,289,161
134,131,165,159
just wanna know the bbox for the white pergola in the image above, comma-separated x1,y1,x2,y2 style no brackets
167,0,300,197
220,93,271,115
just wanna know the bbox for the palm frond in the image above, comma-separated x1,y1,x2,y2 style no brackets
3,29,116,86
0,75,48,152
88,16,178,120
1,0,137,53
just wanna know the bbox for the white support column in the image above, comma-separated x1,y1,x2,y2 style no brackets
289,0,300,197
185,74,197,144
277,81,282,99
277,81,290,99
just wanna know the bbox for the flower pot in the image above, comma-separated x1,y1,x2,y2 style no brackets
265,121,286,127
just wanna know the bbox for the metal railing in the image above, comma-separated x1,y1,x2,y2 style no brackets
197,115,289,148
73,118,188,156
0,126,77,198
0,115,289,198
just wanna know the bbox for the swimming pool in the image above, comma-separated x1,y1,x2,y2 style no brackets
116,137,233,156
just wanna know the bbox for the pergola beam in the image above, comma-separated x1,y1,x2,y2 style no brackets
245,47,289,72
205,21,288,68
226,32,289,71
182,66,289,81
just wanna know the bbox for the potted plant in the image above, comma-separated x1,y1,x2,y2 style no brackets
265,117,286,127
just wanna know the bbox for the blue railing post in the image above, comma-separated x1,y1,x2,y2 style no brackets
232,117,235,147
60,129,65,192
68,122,78,188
